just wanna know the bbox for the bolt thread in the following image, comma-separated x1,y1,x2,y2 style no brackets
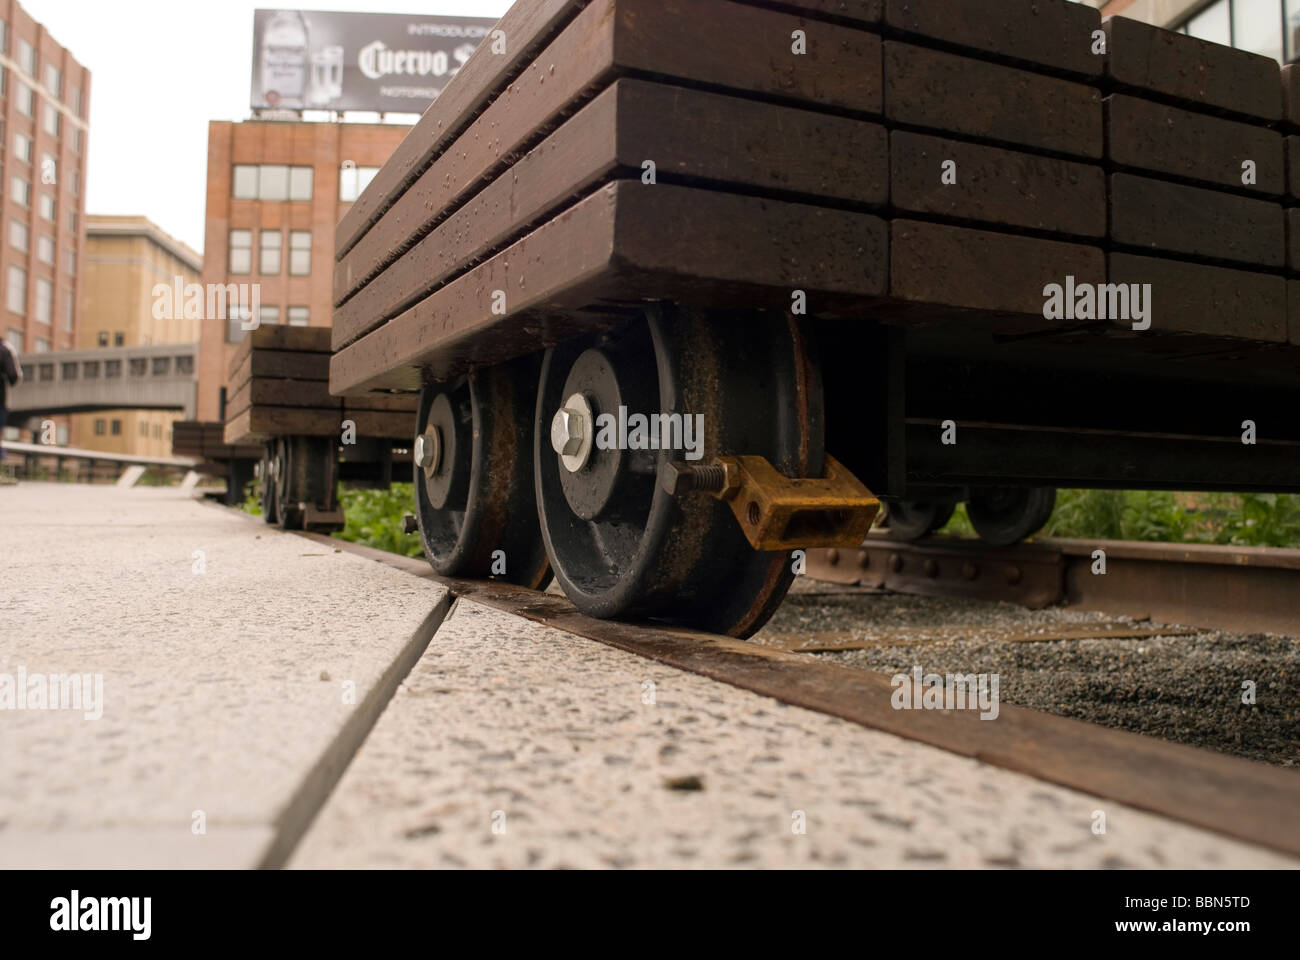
690,464,726,492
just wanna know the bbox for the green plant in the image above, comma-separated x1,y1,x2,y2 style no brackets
936,488,1300,548
333,483,423,557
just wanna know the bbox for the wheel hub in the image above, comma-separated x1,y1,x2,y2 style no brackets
550,392,594,473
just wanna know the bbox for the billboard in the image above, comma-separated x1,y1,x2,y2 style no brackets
251,9,498,113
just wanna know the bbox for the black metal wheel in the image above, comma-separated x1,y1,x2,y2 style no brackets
881,497,956,541
259,447,279,525
413,355,551,588
967,486,1056,547
534,305,824,638
273,436,338,531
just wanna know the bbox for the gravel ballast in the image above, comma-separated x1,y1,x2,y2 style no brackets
754,584,1300,769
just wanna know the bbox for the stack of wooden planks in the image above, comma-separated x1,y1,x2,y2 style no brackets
172,420,259,467
330,0,1297,398
224,325,415,446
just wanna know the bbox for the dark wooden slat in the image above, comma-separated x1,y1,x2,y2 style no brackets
1107,94,1283,196
1289,136,1300,200
889,130,1104,237
230,379,338,411
1290,209,1300,274
333,78,889,350
1109,172,1284,268
1109,253,1287,342
334,0,882,308
1102,16,1282,122
341,410,417,440
884,41,1101,159
890,219,1104,318
884,0,1101,77
340,394,419,412
1291,280,1300,345
228,325,332,382
330,181,888,396
335,0,588,260
224,406,344,445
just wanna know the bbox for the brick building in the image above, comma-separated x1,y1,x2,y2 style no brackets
66,214,202,457
195,120,411,422
0,0,89,358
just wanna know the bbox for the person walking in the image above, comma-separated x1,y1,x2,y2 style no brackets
0,334,22,468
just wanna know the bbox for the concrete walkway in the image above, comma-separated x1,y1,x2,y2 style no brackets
1,482,1294,868
0,482,445,868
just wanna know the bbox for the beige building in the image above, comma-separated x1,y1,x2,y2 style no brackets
67,215,202,456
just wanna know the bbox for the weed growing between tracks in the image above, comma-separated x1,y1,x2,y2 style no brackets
936,491,1300,548
242,479,422,555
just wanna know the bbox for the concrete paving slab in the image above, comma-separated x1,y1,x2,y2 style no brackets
292,597,1298,869
0,482,447,868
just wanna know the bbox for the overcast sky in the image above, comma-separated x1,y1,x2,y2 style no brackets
22,0,514,256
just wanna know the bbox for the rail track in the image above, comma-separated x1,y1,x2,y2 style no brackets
806,532,1300,636
293,524,1300,862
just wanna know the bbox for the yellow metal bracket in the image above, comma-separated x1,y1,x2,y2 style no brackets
661,455,879,551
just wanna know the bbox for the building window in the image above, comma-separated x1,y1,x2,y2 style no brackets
176,355,193,375
38,234,54,264
39,194,54,221
41,152,55,183
111,419,122,436
288,306,309,326
259,165,290,201
10,220,28,251
129,358,147,377
12,177,29,206
17,39,34,76
105,359,121,378
43,103,59,138
63,290,74,331
83,360,98,378
70,87,82,118
97,331,108,347
61,361,77,380
260,230,281,274
339,165,380,202
289,231,311,275
233,164,258,199
229,229,252,274
151,357,170,376
227,311,249,343
35,345,50,360
259,306,280,326
66,249,75,276
44,65,61,98
6,265,25,314
35,278,51,324
94,418,106,436
69,169,79,196
139,421,147,437
14,132,31,163
114,332,124,347
1177,0,1297,62
153,424,161,439
15,82,32,116
0,21,8,55
233,164,313,201
289,166,313,201
73,129,83,155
